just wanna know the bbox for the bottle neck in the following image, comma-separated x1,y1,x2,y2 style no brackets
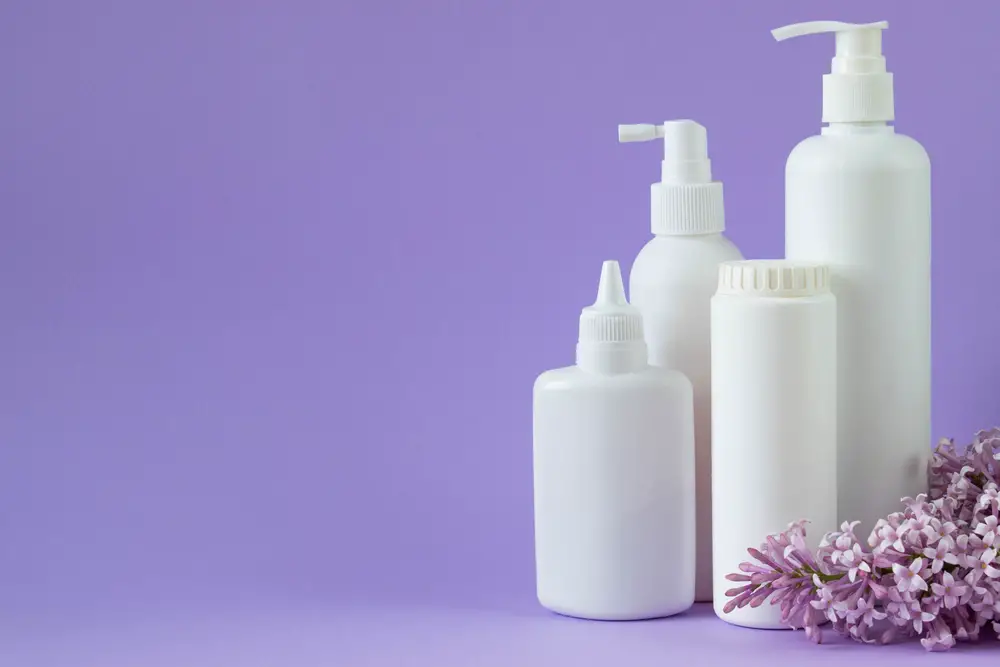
822,121,893,136
653,230,724,239
576,342,648,375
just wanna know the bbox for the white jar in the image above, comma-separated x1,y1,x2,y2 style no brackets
534,260,695,620
710,260,837,629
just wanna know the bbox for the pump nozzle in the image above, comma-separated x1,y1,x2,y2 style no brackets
771,20,888,43
771,20,893,123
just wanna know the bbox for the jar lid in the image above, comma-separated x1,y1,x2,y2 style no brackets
716,260,830,298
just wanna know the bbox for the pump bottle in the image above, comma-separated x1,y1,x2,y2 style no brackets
533,260,696,620
618,120,743,601
773,21,931,534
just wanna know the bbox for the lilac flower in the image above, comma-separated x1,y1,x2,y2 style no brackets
847,623,876,644
830,533,853,563
722,429,1000,651
932,520,958,542
840,520,862,537
893,558,928,593
920,618,956,652
869,519,898,550
922,536,958,573
905,514,930,536
809,581,838,624
977,483,1000,514
901,495,930,513
965,571,995,611
889,519,913,552
974,515,1000,547
952,605,982,640
911,610,937,635
886,587,916,625
929,438,962,498
955,532,983,557
839,543,871,582
931,572,968,608
847,596,886,627
970,549,1000,582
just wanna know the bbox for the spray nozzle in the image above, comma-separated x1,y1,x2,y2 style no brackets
772,20,894,123
618,119,712,185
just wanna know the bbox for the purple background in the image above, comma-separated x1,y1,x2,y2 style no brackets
4,0,1000,663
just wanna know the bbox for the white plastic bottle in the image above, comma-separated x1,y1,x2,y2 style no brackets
533,260,695,620
619,120,743,601
710,260,838,628
773,21,931,535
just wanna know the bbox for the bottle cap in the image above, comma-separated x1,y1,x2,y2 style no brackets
577,261,647,373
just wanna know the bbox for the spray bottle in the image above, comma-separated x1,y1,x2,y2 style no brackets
618,120,743,601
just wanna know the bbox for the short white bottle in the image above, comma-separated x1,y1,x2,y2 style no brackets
710,261,837,629
773,21,931,536
533,260,695,620
619,120,743,601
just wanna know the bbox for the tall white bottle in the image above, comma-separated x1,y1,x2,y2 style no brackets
533,260,696,620
619,120,743,601
774,21,931,534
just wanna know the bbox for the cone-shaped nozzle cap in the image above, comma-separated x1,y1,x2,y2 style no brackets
579,261,644,345
594,260,628,307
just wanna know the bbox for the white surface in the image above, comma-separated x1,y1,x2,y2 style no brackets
630,233,743,601
711,260,838,629
785,122,931,541
533,261,695,620
772,20,893,123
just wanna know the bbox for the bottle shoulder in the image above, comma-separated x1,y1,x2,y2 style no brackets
631,234,743,284
534,366,580,391
787,130,929,171
534,366,692,394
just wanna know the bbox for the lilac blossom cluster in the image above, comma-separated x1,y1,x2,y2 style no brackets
724,428,1000,651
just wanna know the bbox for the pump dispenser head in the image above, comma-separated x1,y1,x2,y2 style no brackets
772,21,893,123
618,120,724,236
577,261,647,373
